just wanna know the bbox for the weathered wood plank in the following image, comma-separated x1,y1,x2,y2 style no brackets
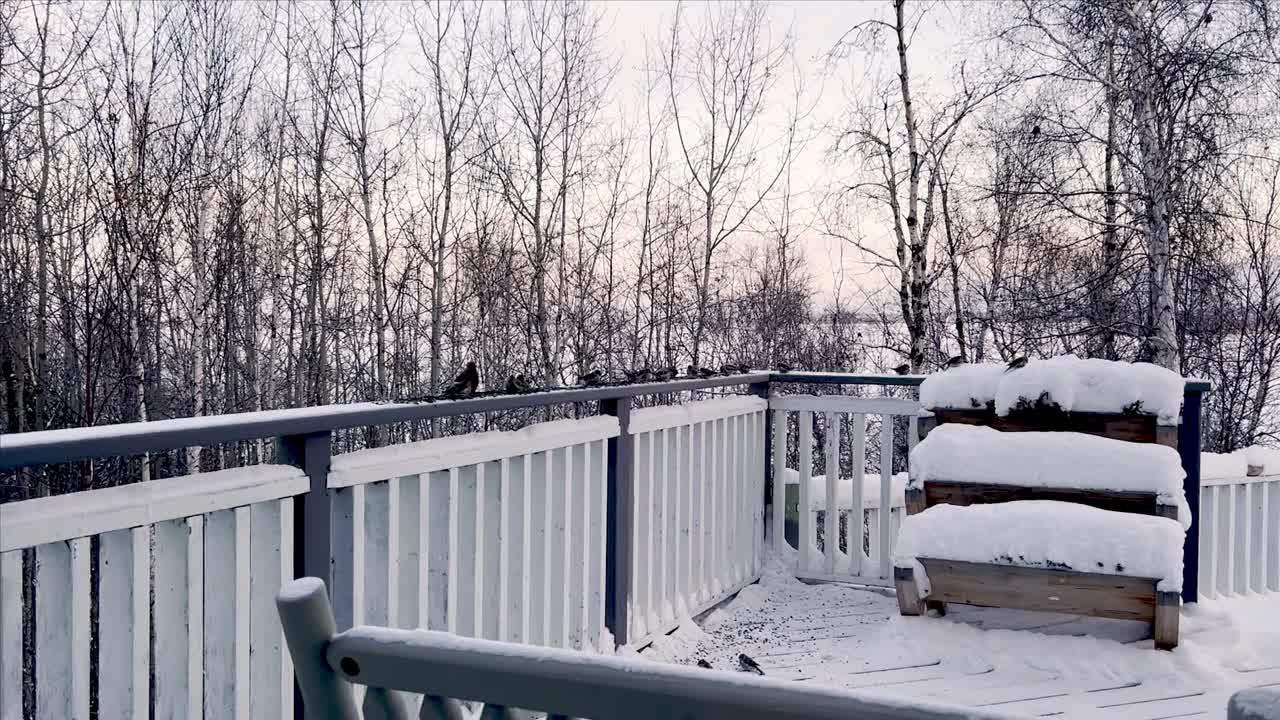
1153,591,1180,650
918,558,1160,623
99,530,140,720
931,407,1176,447
249,501,285,720
923,480,1171,518
204,509,236,718
894,566,926,616
70,538,90,720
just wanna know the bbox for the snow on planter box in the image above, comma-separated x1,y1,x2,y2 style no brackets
918,355,1185,446
892,500,1184,649
907,423,1191,527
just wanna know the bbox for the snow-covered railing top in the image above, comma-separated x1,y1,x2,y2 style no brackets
329,416,620,488
919,355,1186,423
1202,445,1280,479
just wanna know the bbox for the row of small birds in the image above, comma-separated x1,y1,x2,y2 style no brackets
433,361,767,401
433,355,1030,402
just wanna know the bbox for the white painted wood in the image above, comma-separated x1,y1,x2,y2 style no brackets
327,419,619,488
234,507,251,719
908,414,919,451
71,537,89,720
656,428,669,632
1221,484,1234,594
250,500,285,720
279,497,295,719
769,394,920,416
695,422,707,605
683,422,696,612
352,483,368,629
187,515,205,718
641,431,654,637
1250,480,1265,593
35,541,71,720
879,417,894,580
711,418,724,595
98,530,138,719
1,550,23,720
204,509,236,718
154,518,192,719
850,413,866,573
454,465,478,640
772,411,787,552
1267,480,1280,591
1199,485,1216,599
498,457,512,641
676,424,690,617
447,467,460,634
1235,483,1250,593
0,464,306,551
542,451,554,644
475,462,488,639
798,411,814,571
824,412,839,576
520,455,533,642
132,526,151,717
562,445,574,648
592,439,607,650
386,477,402,630
580,442,593,649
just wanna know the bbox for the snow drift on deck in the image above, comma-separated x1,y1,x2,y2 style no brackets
919,355,1184,423
894,500,1185,593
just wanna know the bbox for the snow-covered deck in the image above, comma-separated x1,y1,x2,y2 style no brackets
644,557,1280,720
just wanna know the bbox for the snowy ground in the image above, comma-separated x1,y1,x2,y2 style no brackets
640,555,1280,719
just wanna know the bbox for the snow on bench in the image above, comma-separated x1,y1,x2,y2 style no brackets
893,500,1186,594
909,424,1191,528
919,355,1185,423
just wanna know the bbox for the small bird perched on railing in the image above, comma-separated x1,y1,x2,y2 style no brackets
653,366,677,381
443,361,480,398
578,368,604,386
944,355,965,369
622,367,654,383
695,366,717,379
737,653,764,675
695,659,713,669
776,361,793,373
505,374,531,393
1006,356,1028,372
893,362,911,375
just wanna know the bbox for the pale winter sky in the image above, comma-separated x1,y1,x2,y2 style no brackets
597,1,992,303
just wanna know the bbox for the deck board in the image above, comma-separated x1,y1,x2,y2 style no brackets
643,571,1280,720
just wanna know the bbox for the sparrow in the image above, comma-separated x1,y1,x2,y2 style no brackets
622,367,653,383
737,653,764,675
653,366,677,381
1006,356,1028,372
944,355,965,369
696,659,713,669
505,374,531,393
776,361,793,373
443,361,480,398
893,363,911,375
578,368,604,386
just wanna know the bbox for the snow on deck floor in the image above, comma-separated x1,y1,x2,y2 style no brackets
641,556,1280,719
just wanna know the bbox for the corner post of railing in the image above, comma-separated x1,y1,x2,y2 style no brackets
749,379,772,533
1178,381,1207,604
599,395,633,648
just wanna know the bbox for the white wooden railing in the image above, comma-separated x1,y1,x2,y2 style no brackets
327,416,618,652
768,395,920,586
0,465,301,720
1199,470,1280,599
625,396,766,647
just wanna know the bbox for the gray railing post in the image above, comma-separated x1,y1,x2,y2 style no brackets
1178,384,1206,603
278,429,339,720
600,396,633,647
749,380,772,536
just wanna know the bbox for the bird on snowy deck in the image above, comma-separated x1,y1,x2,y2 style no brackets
737,653,764,675
443,361,480,398
1006,356,1028,372
944,355,965,369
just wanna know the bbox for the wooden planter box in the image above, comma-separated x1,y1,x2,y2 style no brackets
894,560,1180,650
925,406,1177,448
905,481,1179,521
